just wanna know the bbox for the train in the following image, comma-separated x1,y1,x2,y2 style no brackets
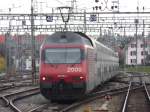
39,31,119,101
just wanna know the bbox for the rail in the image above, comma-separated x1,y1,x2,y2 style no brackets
121,81,132,112
143,82,150,101
121,81,150,112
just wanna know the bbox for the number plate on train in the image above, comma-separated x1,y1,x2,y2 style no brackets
67,67,81,72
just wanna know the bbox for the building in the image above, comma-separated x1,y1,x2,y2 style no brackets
125,38,149,65
1,33,47,73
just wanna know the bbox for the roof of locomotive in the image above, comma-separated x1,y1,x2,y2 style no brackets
42,31,93,46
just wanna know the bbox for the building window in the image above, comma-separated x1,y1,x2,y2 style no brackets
145,51,148,55
141,51,148,55
130,51,136,56
141,44,144,48
141,44,147,48
131,59,136,64
141,51,144,55
141,59,144,64
131,44,136,48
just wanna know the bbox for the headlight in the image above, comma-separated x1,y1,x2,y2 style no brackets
41,76,52,81
73,76,84,81
42,77,46,81
79,76,84,79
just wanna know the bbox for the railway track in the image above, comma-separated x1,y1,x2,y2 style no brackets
0,87,39,112
0,85,15,91
59,84,143,112
6,73,140,112
14,87,129,112
11,93,70,112
0,72,149,112
6,82,130,112
56,74,148,112
121,82,150,112
9,88,40,112
0,73,39,86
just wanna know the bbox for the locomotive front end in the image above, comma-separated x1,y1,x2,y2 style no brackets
40,46,87,100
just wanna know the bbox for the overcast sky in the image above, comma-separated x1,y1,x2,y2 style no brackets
0,0,150,13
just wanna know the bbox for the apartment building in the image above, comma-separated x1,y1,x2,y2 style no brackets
125,38,148,65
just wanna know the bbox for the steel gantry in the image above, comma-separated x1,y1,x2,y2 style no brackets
0,12,150,35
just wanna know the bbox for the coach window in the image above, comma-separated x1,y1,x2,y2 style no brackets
104,66,107,73
109,66,111,72
101,65,104,73
98,67,101,75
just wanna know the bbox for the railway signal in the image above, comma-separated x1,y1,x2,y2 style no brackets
90,14,97,22
46,16,53,22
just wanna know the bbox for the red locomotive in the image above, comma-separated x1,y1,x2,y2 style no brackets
39,31,119,101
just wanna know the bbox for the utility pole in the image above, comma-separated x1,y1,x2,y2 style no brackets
143,19,145,66
142,7,145,66
135,6,139,67
84,10,86,33
31,0,36,84
5,33,8,75
135,19,138,66
99,27,102,38
5,8,12,75
123,27,126,72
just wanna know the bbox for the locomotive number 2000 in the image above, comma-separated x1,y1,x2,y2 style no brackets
67,67,81,72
